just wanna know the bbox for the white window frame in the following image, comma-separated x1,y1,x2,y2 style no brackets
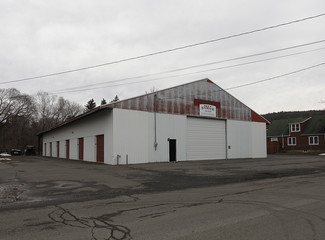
287,137,296,146
291,123,300,132
309,136,319,145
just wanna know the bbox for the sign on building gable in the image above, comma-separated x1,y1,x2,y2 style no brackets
199,104,216,117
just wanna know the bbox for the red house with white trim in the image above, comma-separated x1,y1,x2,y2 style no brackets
266,112,325,154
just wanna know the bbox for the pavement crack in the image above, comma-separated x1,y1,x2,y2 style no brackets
48,200,137,240
89,215,132,240
48,205,91,229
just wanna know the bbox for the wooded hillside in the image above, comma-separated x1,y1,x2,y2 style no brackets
262,110,325,122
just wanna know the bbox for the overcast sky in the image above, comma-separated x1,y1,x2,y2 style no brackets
1,0,324,114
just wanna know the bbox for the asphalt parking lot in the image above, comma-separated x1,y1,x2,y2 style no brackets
1,155,325,239
1,154,325,209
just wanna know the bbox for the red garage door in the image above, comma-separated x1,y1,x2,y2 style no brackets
96,135,104,163
79,138,84,160
50,142,52,157
57,141,60,158
66,140,70,159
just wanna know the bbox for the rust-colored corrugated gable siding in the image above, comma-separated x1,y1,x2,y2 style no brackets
108,79,262,122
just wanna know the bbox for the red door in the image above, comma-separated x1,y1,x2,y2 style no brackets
78,138,84,160
66,140,70,159
50,142,52,157
57,141,60,158
96,135,104,163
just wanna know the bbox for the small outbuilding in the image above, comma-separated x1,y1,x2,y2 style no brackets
39,79,268,164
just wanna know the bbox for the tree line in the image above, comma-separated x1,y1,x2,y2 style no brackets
0,88,118,153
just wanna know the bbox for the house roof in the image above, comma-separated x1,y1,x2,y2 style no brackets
266,112,325,137
302,115,325,134
266,117,306,136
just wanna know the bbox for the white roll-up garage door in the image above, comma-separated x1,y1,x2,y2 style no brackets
186,117,226,160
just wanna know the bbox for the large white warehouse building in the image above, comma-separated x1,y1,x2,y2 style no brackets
39,79,268,164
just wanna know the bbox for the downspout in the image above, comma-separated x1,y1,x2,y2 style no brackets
225,120,228,159
154,93,158,150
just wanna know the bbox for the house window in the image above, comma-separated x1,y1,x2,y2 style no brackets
288,137,296,146
271,137,278,142
309,136,319,145
291,123,300,132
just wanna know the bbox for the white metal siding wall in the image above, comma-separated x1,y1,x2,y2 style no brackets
42,110,113,163
148,112,187,163
113,108,149,164
227,120,252,158
186,117,226,160
59,141,65,159
53,142,58,158
227,120,266,159
70,138,78,160
42,108,266,164
105,112,114,164
251,122,267,158
113,109,187,164
84,136,96,162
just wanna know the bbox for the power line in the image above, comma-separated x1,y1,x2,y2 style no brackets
56,62,325,104
224,62,325,91
52,46,325,94
161,62,325,101
2,13,325,85
52,39,325,92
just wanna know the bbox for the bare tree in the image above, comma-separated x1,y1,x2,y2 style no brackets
34,91,83,131
0,88,35,124
145,86,158,94
55,97,83,123
34,91,58,130
0,89,82,152
0,88,35,151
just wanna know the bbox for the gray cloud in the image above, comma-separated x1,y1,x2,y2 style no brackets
0,0,324,114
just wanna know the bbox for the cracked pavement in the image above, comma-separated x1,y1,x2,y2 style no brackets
0,155,325,239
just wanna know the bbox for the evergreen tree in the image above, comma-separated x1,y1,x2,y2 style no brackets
110,95,119,103
85,98,96,111
101,98,107,105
